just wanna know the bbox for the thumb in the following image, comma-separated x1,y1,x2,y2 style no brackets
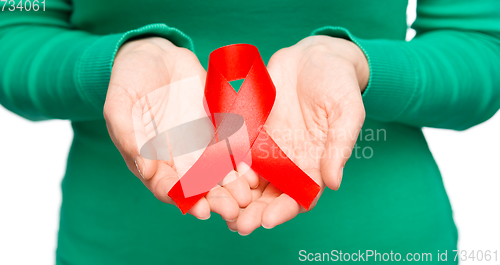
320,94,365,190
104,89,159,181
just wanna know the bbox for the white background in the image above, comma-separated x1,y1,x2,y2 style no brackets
1,0,499,263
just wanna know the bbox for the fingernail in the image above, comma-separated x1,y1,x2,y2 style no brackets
219,171,238,186
236,161,251,175
134,156,145,180
229,228,237,232
225,219,237,223
198,214,211,220
262,223,274,229
238,232,249,236
337,167,344,190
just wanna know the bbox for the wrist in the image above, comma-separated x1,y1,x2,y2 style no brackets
115,37,176,63
300,36,369,93
348,44,369,93
334,38,370,92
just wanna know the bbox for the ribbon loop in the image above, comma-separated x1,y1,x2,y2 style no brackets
168,44,320,214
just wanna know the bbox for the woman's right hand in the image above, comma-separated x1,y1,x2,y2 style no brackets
104,37,256,220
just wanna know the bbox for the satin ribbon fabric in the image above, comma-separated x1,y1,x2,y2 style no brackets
168,44,321,214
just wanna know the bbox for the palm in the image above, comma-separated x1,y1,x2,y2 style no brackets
266,53,329,186
106,39,251,220
234,45,365,235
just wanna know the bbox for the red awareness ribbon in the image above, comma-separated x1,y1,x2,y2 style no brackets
168,44,321,214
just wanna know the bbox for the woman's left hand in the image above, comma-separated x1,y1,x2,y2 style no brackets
229,35,369,235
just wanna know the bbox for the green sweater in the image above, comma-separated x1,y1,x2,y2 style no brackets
1,0,499,264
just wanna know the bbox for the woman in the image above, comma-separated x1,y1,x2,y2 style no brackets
1,0,499,264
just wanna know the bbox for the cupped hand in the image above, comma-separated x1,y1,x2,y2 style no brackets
104,37,255,221
230,36,368,235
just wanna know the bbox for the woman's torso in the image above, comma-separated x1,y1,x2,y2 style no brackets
58,1,458,264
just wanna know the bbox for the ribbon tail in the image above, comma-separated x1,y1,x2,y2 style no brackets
168,137,236,214
250,131,321,210
169,185,207,215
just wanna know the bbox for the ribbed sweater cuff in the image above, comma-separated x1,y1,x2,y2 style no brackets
311,26,418,122
77,23,194,112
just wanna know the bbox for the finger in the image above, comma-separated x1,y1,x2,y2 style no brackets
226,208,244,232
321,85,365,190
251,187,264,202
142,161,178,205
261,193,302,229
221,171,252,208
236,201,267,236
227,220,238,232
250,176,269,202
236,183,281,236
206,186,240,222
141,162,210,219
238,163,259,189
299,184,325,213
187,197,211,220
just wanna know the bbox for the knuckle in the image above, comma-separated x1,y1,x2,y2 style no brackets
151,178,167,202
152,188,162,201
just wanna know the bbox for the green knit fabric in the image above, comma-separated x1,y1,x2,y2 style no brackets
1,0,499,264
